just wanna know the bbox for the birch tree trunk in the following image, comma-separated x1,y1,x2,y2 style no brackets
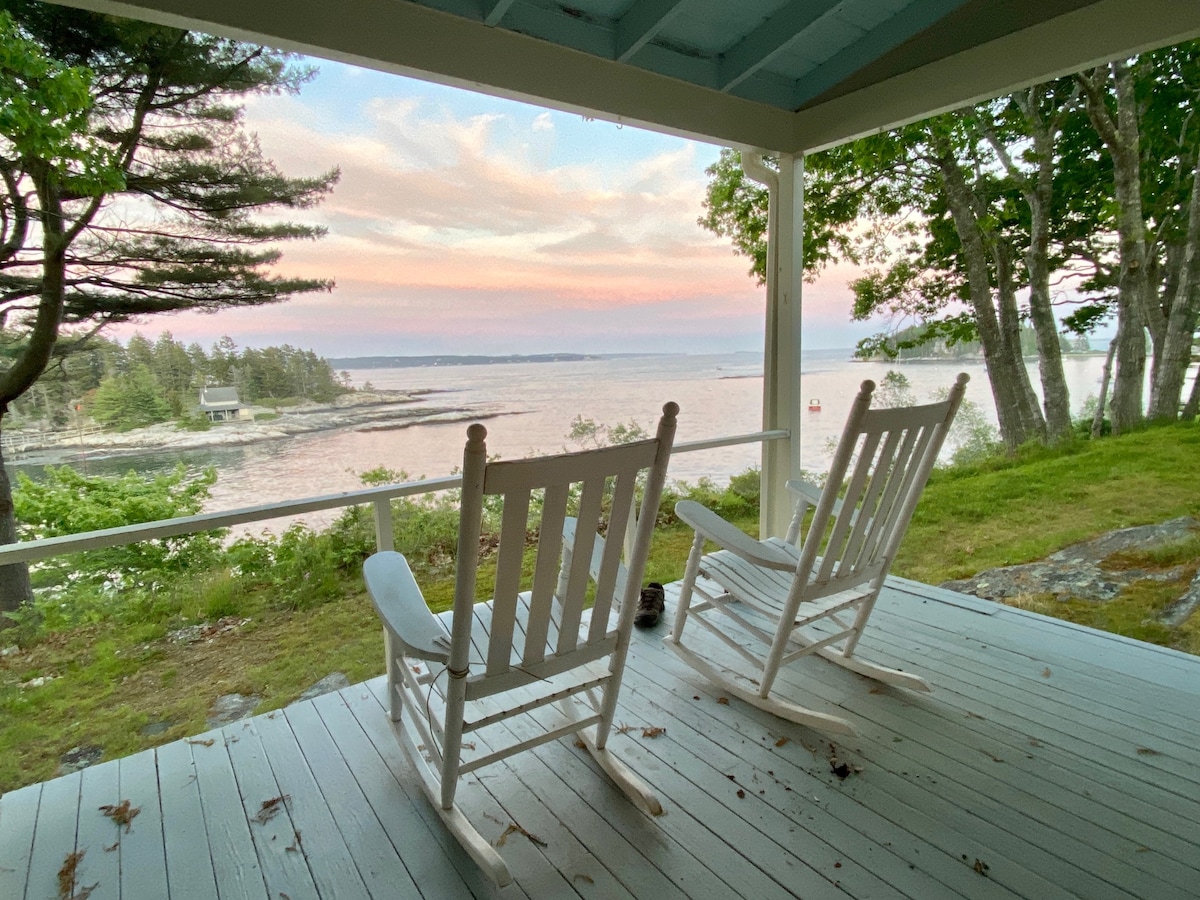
935,151,1046,449
1080,62,1150,433
1092,340,1117,437
1148,158,1200,419
1009,89,1073,442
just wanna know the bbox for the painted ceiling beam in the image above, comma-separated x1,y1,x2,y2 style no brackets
791,0,976,108
792,0,1200,152
34,0,1200,156
718,0,842,94
482,0,516,28
42,0,795,150
615,0,690,62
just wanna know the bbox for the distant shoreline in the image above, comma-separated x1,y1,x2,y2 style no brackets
5,390,494,468
328,352,679,370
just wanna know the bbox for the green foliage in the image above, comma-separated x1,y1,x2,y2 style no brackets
0,11,122,193
13,464,224,594
88,365,171,430
564,415,650,449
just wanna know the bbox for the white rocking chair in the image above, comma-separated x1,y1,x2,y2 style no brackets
666,375,967,736
364,403,678,886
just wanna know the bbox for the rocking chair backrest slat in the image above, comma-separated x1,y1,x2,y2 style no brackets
838,427,903,575
588,468,639,644
556,474,608,656
795,375,968,602
850,425,918,572
522,482,569,667
487,488,532,675
817,429,881,583
456,407,678,688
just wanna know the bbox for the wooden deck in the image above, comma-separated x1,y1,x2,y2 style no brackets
3,578,1198,899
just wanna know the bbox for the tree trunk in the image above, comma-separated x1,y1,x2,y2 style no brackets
1092,340,1117,437
1147,159,1200,420
935,151,1045,450
1014,90,1073,442
0,417,32,615
1081,63,1149,433
0,170,70,612
1183,363,1200,421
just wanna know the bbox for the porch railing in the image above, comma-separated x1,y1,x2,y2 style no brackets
0,430,787,568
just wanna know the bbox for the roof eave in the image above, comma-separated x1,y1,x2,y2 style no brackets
41,0,1200,156
792,0,1200,153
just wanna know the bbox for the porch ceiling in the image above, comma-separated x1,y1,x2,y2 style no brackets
43,0,1200,152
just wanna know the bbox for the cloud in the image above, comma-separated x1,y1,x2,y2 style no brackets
107,70,865,356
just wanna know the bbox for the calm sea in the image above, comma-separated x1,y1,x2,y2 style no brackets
13,349,1109,529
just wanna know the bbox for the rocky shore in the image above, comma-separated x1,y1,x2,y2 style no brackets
4,389,498,466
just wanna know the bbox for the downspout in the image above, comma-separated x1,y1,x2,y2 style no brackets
741,151,798,538
741,151,780,473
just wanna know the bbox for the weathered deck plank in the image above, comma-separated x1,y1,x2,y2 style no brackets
2,578,1198,900
156,738,220,900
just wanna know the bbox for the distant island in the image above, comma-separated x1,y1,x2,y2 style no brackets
329,353,667,369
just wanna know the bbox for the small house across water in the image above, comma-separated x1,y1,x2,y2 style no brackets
197,386,245,423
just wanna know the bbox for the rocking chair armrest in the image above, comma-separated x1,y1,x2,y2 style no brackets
674,500,796,571
786,478,842,516
363,551,451,663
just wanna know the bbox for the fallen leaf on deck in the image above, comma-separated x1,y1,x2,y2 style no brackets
574,739,587,749
1135,747,1160,756
716,697,729,705
965,711,984,720
868,685,883,694
58,849,98,900
1041,668,1052,678
99,800,140,833
286,831,302,853
187,738,215,747
736,789,745,799
616,723,634,734
1028,738,1043,748
972,858,990,876
641,726,666,738
495,822,547,848
103,842,118,853
573,874,595,884
252,795,290,825
461,742,475,751
774,737,789,747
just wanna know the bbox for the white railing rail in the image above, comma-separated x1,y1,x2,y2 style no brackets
0,430,788,567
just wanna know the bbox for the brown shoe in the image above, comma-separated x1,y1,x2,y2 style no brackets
634,582,665,628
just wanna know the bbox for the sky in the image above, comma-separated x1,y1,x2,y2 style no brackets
108,58,879,359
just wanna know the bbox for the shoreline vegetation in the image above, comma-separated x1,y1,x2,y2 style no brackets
3,389,500,467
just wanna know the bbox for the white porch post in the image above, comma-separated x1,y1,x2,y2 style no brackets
752,151,803,539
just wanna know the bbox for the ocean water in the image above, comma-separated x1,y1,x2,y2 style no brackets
12,349,1109,529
